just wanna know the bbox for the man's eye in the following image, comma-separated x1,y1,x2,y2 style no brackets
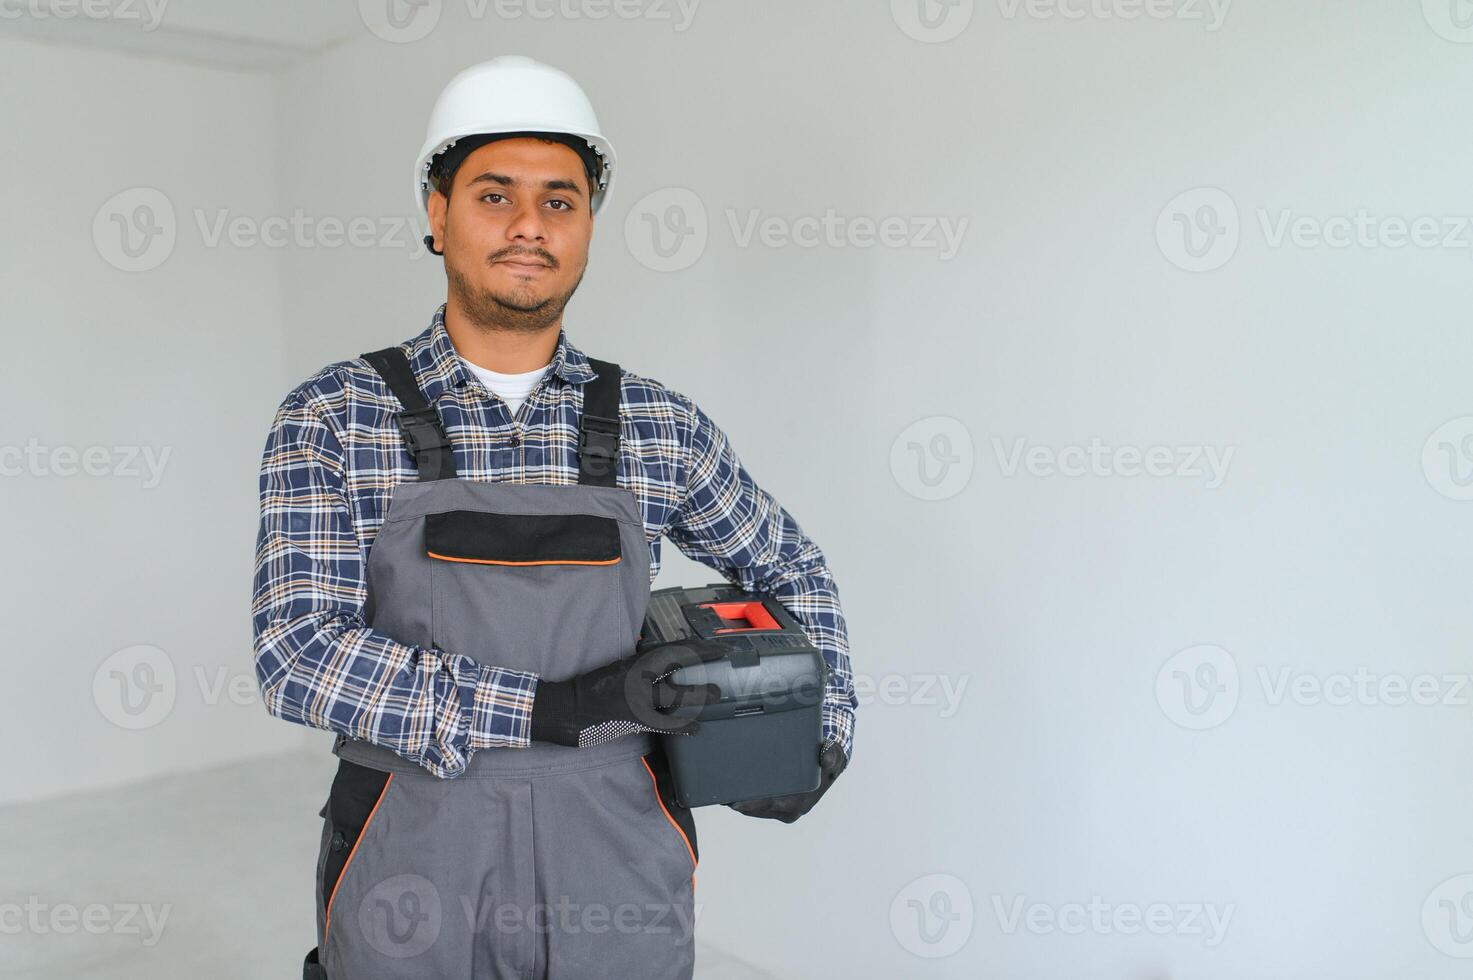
481,193,506,204
547,200,572,211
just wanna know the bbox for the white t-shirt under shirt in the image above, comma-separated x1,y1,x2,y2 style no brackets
459,356,551,418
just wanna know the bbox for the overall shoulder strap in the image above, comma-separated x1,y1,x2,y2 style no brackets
578,358,622,488
361,346,457,482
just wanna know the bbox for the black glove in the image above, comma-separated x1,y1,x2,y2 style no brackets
530,644,723,748
727,740,848,823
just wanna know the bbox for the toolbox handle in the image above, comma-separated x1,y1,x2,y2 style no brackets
695,600,782,634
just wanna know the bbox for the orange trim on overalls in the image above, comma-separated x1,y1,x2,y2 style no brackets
426,552,622,567
640,757,697,891
324,773,395,940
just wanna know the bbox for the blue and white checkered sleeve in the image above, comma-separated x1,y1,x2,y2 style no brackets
250,391,537,777
662,391,857,764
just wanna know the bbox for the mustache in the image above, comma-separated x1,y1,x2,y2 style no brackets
490,248,556,268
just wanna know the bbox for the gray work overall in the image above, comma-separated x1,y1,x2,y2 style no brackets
301,346,699,980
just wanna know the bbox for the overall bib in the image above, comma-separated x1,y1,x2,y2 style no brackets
302,347,699,980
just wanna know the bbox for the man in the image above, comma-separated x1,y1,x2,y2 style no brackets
251,55,856,980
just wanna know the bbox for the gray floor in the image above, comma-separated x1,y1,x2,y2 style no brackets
0,747,775,979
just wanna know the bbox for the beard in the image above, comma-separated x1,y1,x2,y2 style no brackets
445,245,587,336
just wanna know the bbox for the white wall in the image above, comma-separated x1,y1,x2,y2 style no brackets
269,3,1473,978
0,33,313,806
6,0,1473,976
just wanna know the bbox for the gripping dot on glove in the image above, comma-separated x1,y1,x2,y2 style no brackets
576,720,656,747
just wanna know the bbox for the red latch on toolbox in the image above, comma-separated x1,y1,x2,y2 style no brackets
699,601,781,633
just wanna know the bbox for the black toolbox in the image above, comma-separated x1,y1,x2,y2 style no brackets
637,584,828,807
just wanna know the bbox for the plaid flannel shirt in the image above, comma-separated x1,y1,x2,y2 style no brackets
252,305,856,779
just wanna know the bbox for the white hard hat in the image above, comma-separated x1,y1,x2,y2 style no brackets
414,55,616,219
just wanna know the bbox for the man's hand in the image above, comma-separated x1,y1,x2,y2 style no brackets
530,645,722,747
727,740,848,823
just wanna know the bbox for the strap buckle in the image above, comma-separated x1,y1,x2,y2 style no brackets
579,415,620,462
395,407,450,457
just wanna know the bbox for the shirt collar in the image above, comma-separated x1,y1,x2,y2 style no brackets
409,303,599,405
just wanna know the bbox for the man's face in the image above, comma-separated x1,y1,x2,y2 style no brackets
428,136,594,332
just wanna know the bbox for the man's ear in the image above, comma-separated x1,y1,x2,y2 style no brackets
426,189,448,254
